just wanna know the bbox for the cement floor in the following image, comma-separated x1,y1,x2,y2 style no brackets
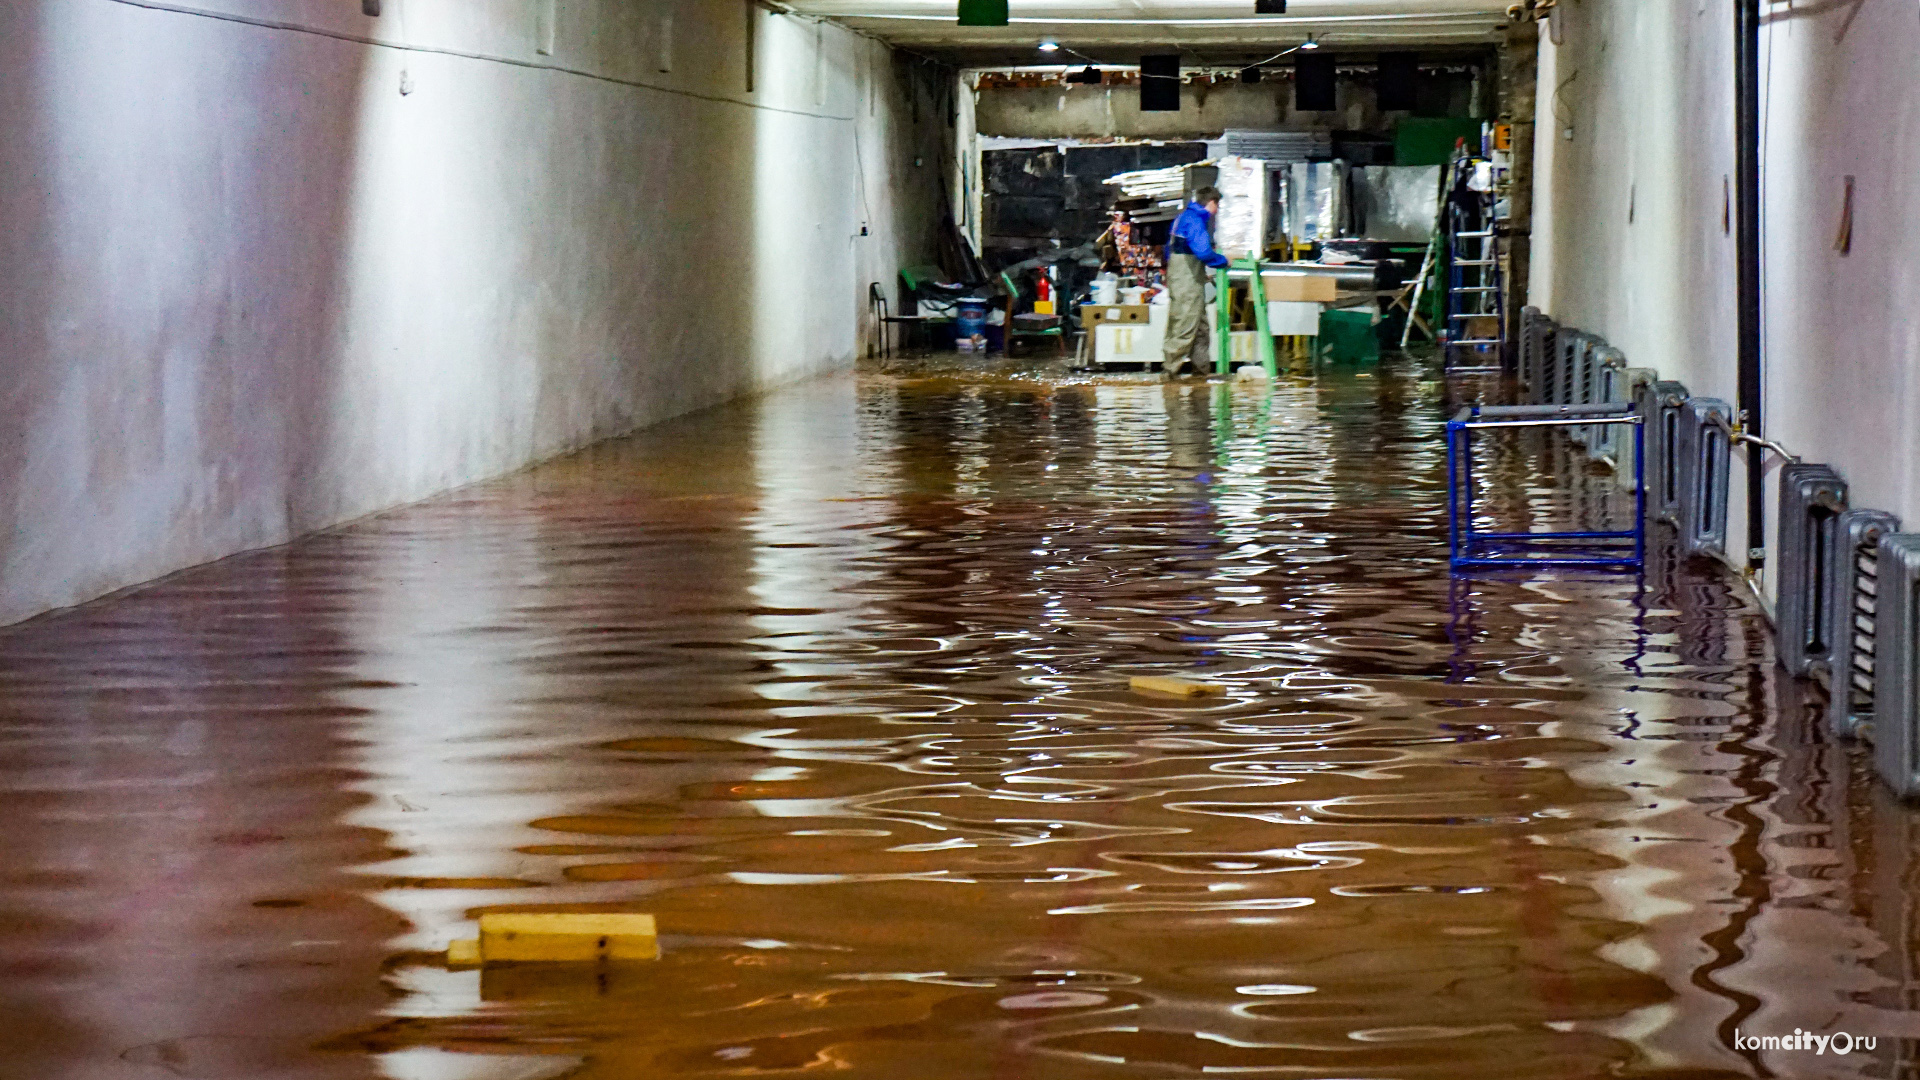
2,357,1915,1079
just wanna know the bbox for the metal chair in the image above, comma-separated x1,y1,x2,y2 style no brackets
999,272,1068,358
868,283,937,359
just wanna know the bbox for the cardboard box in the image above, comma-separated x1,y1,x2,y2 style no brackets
1092,302,1168,366
1260,272,1338,303
1267,301,1323,337
1459,315,1501,340
1081,304,1150,325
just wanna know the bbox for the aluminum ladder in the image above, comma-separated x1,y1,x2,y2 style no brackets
1444,166,1503,372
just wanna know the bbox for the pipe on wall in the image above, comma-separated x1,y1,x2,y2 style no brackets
1735,0,1764,572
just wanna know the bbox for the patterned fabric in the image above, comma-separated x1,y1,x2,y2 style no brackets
1111,214,1163,281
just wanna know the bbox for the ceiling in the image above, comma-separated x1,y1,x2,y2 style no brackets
781,1,1521,62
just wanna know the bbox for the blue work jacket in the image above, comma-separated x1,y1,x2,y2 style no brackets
1167,201,1231,268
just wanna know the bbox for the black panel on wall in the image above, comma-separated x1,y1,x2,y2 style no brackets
985,149,1064,198
1296,53,1337,112
1136,142,1209,170
1140,55,1181,112
1064,144,1140,179
986,196,1066,239
1376,53,1417,111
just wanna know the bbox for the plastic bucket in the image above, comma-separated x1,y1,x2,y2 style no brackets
956,298,990,338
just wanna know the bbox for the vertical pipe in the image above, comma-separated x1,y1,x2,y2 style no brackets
1736,0,1765,571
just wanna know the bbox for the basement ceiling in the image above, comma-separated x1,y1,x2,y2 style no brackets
782,1,1521,58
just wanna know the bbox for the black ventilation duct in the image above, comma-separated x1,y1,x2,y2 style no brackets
1295,53,1336,111
1376,53,1417,111
1140,55,1181,111
1255,0,1287,12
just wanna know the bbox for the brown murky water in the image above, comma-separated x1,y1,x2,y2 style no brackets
4,359,1919,1080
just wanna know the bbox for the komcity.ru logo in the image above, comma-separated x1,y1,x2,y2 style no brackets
1734,1029,1877,1055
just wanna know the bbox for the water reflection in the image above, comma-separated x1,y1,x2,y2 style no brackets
4,363,1920,1077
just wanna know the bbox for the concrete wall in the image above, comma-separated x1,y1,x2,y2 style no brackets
1529,0,1920,596
974,73,1479,140
0,0,944,626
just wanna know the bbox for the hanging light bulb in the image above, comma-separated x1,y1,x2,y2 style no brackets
1299,35,1321,50
1038,40,1061,52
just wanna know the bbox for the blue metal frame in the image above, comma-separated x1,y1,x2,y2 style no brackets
1446,404,1647,571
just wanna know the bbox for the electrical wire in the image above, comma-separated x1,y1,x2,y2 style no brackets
1058,42,1311,78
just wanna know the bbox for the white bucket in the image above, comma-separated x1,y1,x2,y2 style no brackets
1092,276,1119,305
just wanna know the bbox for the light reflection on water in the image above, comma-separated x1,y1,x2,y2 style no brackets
2,361,1917,1079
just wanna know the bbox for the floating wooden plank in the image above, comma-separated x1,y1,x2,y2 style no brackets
446,938,483,967
1129,675,1228,698
476,912,659,963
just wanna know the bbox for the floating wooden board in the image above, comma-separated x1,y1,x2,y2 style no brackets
1129,675,1228,697
448,912,660,966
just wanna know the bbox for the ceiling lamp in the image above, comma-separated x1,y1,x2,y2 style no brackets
1300,35,1322,50
957,0,1009,26
1038,40,1061,52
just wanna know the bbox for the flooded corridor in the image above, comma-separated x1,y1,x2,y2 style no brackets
5,359,1919,1080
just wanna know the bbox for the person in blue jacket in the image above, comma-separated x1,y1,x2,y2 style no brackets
1162,185,1229,378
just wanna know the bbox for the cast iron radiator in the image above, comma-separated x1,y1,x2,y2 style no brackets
1519,308,1553,403
1827,509,1900,740
1677,398,1733,560
1776,464,1849,677
1870,534,1920,798
1644,381,1690,527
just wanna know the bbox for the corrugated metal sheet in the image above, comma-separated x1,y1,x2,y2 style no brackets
1222,130,1332,164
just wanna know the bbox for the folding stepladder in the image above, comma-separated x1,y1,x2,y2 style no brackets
1444,153,1504,372
1212,259,1278,378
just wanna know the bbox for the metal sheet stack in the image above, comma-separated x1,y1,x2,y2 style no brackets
1104,164,1192,222
1212,156,1267,262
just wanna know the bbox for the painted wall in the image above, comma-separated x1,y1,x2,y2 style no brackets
1530,0,1920,596
0,0,943,627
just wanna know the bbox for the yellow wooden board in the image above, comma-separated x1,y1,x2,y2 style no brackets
1129,675,1228,698
446,938,483,967
478,912,659,962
